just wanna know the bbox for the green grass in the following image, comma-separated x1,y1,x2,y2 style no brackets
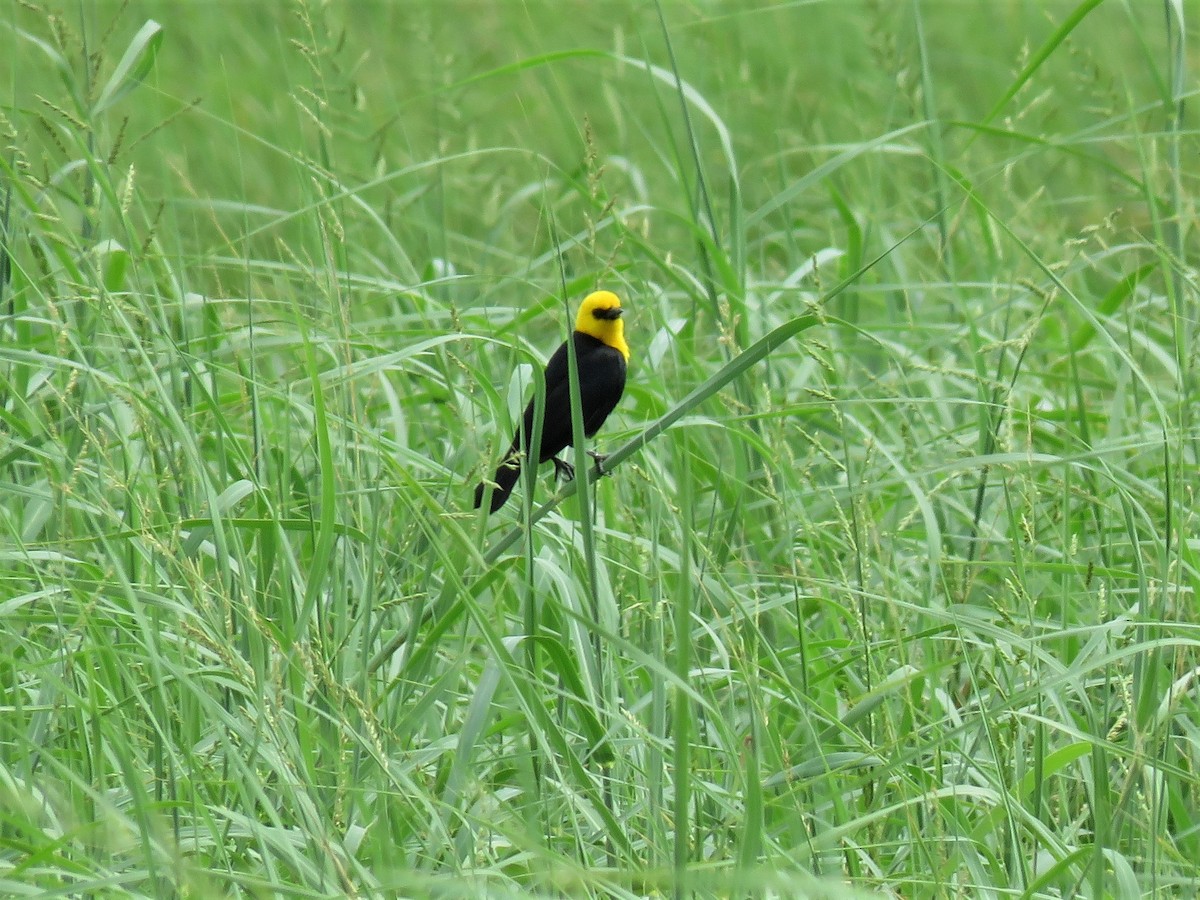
1,1,1198,897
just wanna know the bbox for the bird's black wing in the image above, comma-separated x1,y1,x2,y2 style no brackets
576,340,626,436
476,333,626,512
521,334,626,462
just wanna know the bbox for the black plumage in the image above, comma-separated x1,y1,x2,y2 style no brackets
474,306,628,514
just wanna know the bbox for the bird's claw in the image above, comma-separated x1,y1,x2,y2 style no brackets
588,450,611,477
552,457,575,482
553,451,611,483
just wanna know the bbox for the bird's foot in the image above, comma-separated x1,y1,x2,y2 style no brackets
552,456,575,482
588,450,611,476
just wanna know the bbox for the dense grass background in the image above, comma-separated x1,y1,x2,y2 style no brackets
2,1,1198,897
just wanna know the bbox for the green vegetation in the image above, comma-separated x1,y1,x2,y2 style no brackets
1,1,1197,896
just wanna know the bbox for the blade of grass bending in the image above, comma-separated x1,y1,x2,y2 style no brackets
976,0,1105,129
92,19,164,115
604,313,822,473
744,122,928,230
482,220,929,560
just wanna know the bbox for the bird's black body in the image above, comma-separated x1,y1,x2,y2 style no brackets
474,331,627,513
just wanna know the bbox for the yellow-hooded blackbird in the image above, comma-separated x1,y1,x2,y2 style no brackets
474,290,630,513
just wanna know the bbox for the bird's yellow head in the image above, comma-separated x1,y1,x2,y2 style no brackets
573,290,630,361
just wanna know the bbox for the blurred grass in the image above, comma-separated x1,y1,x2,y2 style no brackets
1,0,1198,897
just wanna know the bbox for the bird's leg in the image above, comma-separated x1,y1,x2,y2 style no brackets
552,451,612,482
552,456,575,482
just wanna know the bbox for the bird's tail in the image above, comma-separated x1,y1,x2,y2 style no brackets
474,452,522,513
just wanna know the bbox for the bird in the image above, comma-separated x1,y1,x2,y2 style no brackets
474,290,630,514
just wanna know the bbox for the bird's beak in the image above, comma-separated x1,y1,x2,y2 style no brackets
595,307,624,320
